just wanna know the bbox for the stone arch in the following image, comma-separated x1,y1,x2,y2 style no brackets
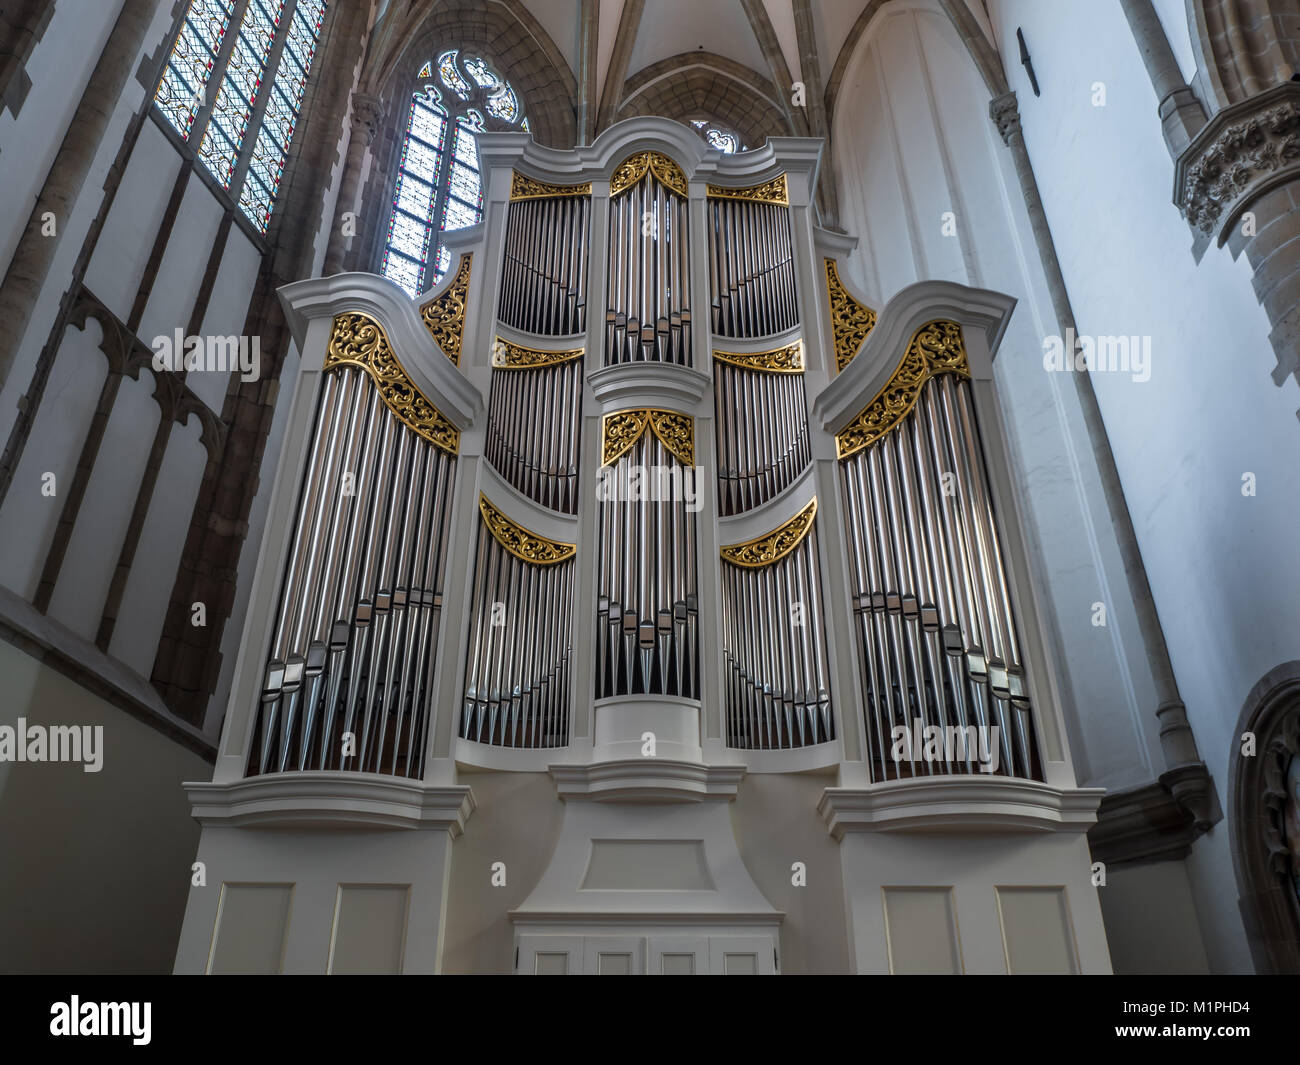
1230,660,1300,972
1188,0,1299,109
615,52,790,151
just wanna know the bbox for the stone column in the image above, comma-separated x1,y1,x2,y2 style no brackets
991,90,1216,830
323,92,384,275
1174,83,1300,413
0,0,55,116
1118,0,1208,154
0,0,164,392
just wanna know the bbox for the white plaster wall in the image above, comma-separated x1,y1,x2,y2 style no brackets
0,0,122,282
831,1,1166,804
986,0,1299,974
47,369,160,641
0,319,108,600
137,170,225,345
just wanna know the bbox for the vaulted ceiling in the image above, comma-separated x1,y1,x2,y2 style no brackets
360,0,1007,224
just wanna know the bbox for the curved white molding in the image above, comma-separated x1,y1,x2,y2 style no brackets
811,279,1017,436
478,460,579,543
454,735,575,773
715,464,816,543
817,777,1104,838
709,322,804,354
478,118,823,197
734,739,843,775
551,760,745,803
276,270,484,429
494,319,586,351
813,224,858,260
510,910,783,927
588,361,711,415
185,772,475,834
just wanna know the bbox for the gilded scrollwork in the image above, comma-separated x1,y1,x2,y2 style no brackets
713,340,804,373
609,150,689,199
510,171,592,201
325,313,460,455
834,320,969,460
419,252,472,364
491,337,584,369
720,498,818,568
479,495,576,565
705,173,788,206
601,408,694,466
825,258,878,373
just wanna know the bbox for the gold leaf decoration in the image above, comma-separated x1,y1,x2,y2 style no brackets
325,313,460,455
479,495,576,565
610,150,688,199
419,252,471,364
510,171,592,200
714,340,804,373
601,409,695,466
721,498,818,568
491,337,584,369
706,174,788,205
835,320,969,460
825,258,877,373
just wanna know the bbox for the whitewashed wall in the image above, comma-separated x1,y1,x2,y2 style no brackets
983,0,1299,973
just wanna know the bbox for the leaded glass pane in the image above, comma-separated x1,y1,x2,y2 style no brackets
239,171,275,231
154,0,234,138
448,162,480,207
486,85,518,122
438,50,470,99
238,0,326,231
452,124,478,169
436,244,451,277
409,98,446,150
401,134,440,181
464,55,497,88
396,171,436,222
417,60,432,78
382,252,424,297
442,194,479,232
198,1,283,186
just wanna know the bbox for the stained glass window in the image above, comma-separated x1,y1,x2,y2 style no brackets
381,51,527,298
690,118,744,154
152,0,327,233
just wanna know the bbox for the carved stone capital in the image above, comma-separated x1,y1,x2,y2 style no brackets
989,91,1021,146
1088,761,1220,866
349,92,384,146
1173,82,1300,243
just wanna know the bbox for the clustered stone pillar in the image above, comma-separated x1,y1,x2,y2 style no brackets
323,92,384,276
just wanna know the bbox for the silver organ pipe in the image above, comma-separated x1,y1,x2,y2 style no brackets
707,189,798,339
836,321,1040,782
460,497,575,748
594,415,699,698
498,180,591,337
720,500,833,749
248,314,459,779
713,342,811,516
604,153,691,366
485,340,583,514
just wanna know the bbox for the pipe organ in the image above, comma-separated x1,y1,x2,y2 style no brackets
182,120,1105,978
239,127,1058,780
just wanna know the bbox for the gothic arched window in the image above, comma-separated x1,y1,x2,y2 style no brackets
153,0,327,233
689,118,745,154
381,50,529,297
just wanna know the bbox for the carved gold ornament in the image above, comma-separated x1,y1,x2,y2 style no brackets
510,171,592,200
825,258,877,373
713,340,804,373
491,337,584,369
609,150,688,199
601,408,694,466
325,313,460,455
705,173,788,206
835,320,969,460
720,498,818,568
419,252,471,364
479,495,576,565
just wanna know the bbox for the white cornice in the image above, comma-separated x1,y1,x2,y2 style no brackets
715,466,817,544
276,271,484,429
811,279,1017,436
477,461,579,543
185,772,476,834
587,361,712,414
817,777,1103,838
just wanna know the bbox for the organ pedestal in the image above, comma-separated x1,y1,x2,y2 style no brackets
173,119,1111,975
